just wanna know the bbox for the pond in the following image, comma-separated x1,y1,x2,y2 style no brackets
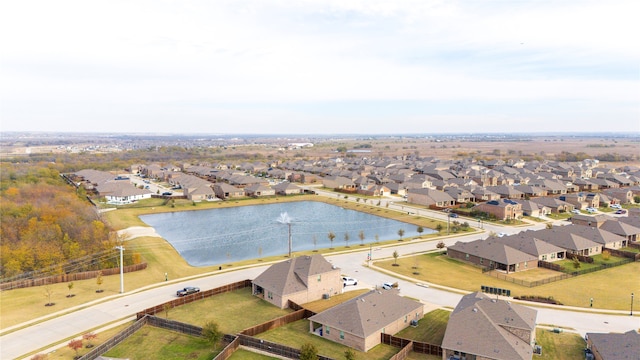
140,201,434,266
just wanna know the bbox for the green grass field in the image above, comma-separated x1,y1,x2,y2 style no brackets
376,252,640,310
395,309,451,345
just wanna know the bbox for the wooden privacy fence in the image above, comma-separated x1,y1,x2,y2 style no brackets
381,333,443,357
239,308,314,336
0,263,147,291
604,247,640,261
136,279,252,318
77,315,149,360
235,334,334,360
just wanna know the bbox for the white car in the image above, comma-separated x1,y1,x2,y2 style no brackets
610,204,621,209
571,209,581,214
382,282,395,290
342,276,357,287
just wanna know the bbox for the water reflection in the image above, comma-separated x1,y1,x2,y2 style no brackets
140,201,434,266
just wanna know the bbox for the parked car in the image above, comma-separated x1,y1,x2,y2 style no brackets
382,282,396,290
610,204,622,209
448,213,458,218
571,209,581,214
615,209,627,214
342,276,357,287
176,286,200,297
162,191,173,196
497,233,507,238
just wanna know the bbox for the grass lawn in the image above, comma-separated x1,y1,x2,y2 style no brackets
395,309,450,345
166,288,292,334
303,289,370,313
102,326,216,360
555,254,629,273
227,348,280,359
256,319,400,360
535,328,586,360
32,322,133,360
376,252,640,310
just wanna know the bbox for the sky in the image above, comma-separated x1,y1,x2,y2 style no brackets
1,0,639,135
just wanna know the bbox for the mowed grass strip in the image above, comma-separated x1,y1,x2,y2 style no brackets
228,349,280,359
102,326,215,360
166,288,292,334
535,328,586,360
395,309,450,345
255,319,399,360
302,289,370,313
375,252,640,310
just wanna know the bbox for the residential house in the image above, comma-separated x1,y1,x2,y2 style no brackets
244,184,275,198
517,200,550,217
486,185,525,199
441,292,537,360
556,224,629,249
533,229,602,257
357,184,390,197
213,182,245,200
252,255,342,309
273,181,304,195
447,239,539,273
599,220,640,244
308,289,424,352
322,176,357,192
407,188,456,209
473,199,523,221
586,330,640,360
494,233,566,262
571,214,610,228
530,197,574,214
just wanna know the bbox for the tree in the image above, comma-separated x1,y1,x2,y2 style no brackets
344,348,355,360
67,282,74,298
344,232,350,247
634,195,640,204
397,228,405,241
202,321,223,350
546,223,553,229
30,354,48,360
393,250,399,266
44,286,54,306
163,303,172,318
416,226,424,237
299,343,318,360
358,230,365,246
572,256,581,269
602,250,611,261
436,224,443,232
436,241,445,249
82,332,97,348
96,271,104,293
328,232,336,249
68,339,83,358
375,234,379,243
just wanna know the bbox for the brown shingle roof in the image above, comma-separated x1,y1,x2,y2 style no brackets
252,255,336,296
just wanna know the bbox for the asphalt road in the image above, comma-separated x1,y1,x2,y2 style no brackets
2,194,638,359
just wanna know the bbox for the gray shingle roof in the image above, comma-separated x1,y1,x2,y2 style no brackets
442,292,537,360
252,255,336,296
308,289,423,338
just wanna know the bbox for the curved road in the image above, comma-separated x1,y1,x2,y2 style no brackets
2,196,638,359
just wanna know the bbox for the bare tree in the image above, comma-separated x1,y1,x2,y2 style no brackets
328,231,336,249
358,230,365,246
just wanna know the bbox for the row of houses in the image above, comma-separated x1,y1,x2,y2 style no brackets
447,215,640,274
250,254,545,359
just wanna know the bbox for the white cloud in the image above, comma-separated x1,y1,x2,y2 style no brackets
1,0,638,133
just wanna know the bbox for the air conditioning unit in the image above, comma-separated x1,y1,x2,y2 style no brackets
410,319,418,327
322,293,330,299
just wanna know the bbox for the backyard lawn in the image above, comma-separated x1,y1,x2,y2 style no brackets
376,252,640,310
535,328,586,360
256,319,400,360
395,309,451,345
167,288,292,334
102,326,215,360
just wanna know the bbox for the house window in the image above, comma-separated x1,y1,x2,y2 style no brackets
317,274,321,282
551,253,556,259
340,331,344,340
404,315,408,323
480,258,483,264
524,261,528,268
325,326,330,335
465,254,469,260
489,261,493,266
267,291,273,300
542,255,547,261
382,328,385,334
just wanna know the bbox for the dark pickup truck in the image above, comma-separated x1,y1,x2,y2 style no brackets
176,286,200,297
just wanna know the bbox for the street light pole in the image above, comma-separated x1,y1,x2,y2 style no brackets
115,245,124,293
631,293,634,316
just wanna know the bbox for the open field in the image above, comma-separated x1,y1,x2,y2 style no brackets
375,252,640,310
